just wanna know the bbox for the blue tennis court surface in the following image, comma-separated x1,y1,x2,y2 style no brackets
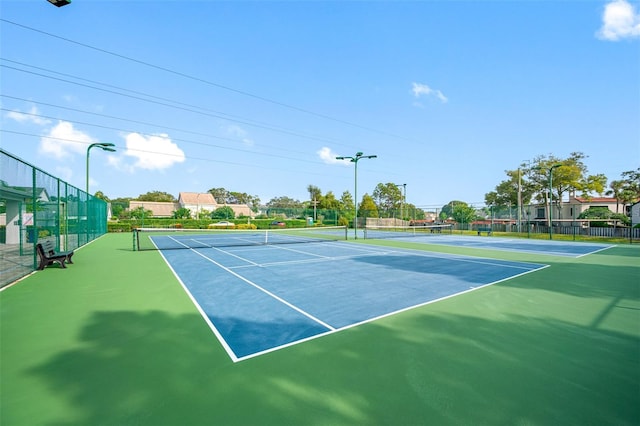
367,233,613,257
159,240,546,362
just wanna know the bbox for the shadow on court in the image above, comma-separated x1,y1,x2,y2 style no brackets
22,304,639,426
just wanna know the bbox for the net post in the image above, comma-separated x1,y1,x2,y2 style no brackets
132,228,138,251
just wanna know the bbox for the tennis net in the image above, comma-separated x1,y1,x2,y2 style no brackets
364,224,453,240
133,226,348,251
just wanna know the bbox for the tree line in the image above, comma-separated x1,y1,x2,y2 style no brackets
95,151,639,223
484,152,639,222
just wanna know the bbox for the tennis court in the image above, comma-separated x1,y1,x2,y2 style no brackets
364,225,613,257
2,232,638,426
153,229,546,361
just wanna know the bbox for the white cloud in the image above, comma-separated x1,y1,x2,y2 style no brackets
40,121,98,159
597,0,640,41
226,124,254,147
6,106,51,126
412,82,448,104
106,155,134,174
124,132,185,170
55,165,74,182
318,147,348,165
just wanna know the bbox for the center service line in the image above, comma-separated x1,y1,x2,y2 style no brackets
191,249,336,331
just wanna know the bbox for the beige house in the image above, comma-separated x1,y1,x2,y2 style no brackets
221,203,253,218
129,201,180,218
528,196,632,224
178,192,218,218
129,192,254,219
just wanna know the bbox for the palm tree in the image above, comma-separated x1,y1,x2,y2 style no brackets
605,180,625,213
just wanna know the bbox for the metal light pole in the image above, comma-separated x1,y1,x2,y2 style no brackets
86,143,116,195
535,163,562,240
395,183,406,223
336,152,377,239
517,167,522,233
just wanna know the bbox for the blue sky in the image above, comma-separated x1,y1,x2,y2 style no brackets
1,0,638,208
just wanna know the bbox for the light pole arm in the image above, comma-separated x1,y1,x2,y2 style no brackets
86,143,116,195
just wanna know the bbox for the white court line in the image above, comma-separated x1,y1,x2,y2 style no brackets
385,235,613,258
155,249,241,362
209,240,541,271
190,249,336,332
159,239,550,363
205,240,394,269
208,244,262,267
576,245,615,258
231,251,396,269
235,262,550,362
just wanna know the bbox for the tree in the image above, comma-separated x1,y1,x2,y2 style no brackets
524,152,607,220
621,168,640,199
319,191,341,210
606,168,640,215
110,196,132,219
265,196,303,208
440,200,476,224
211,206,235,220
439,200,462,220
172,207,192,219
94,191,110,202
578,207,630,226
208,188,229,203
130,206,153,220
621,167,640,211
372,183,403,217
606,180,627,213
404,203,426,220
359,194,378,218
307,185,322,204
207,188,260,212
340,191,354,211
485,168,536,208
230,192,260,212
136,191,176,202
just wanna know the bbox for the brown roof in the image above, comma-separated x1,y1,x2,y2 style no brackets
129,201,180,217
224,204,255,218
573,197,618,203
178,192,217,205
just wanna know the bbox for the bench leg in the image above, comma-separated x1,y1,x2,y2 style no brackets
38,257,67,270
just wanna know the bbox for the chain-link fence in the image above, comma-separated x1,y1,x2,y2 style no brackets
1,149,108,288
265,204,639,241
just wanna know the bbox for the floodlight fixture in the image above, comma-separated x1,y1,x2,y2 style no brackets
47,0,71,7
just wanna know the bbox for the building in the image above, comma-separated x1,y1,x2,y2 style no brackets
128,192,254,219
178,192,217,218
631,202,640,226
526,196,633,225
0,185,50,244
129,201,180,218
